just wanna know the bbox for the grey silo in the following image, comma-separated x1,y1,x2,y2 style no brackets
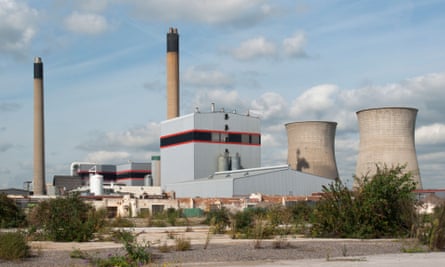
355,107,422,189
285,121,339,180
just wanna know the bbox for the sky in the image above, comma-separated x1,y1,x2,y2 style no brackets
1,0,445,190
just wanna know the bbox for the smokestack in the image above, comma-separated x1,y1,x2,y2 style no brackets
355,107,422,189
151,155,161,186
33,57,46,195
285,121,339,180
166,27,179,119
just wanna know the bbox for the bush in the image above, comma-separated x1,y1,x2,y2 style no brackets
71,232,151,267
28,193,106,241
174,236,191,251
107,217,135,228
111,229,135,243
0,232,30,261
0,193,26,228
312,165,417,238
417,205,445,251
204,208,230,234
227,208,274,239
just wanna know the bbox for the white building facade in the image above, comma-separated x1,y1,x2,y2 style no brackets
160,110,261,187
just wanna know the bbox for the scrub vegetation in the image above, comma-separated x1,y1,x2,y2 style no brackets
0,193,27,228
203,165,445,250
1,166,445,263
27,193,107,242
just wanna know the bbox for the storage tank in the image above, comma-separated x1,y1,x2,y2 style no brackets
231,152,241,170
89,173,103,196
355,107,422,188
217,153,228,172
285,121,339,179
144,174,153,186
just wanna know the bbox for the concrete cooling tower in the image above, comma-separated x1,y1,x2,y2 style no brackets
285,121,339,180
355,107,422,189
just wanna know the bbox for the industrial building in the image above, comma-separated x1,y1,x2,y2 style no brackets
160,106,261,186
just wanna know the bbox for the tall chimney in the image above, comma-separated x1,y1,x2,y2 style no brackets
166,27,179,119
33,57,46,195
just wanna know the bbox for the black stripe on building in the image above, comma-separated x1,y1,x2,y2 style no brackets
161,130,261,148
116,171,151,180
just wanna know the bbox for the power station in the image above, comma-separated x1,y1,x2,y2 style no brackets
32,27,424,198
355,107,422,189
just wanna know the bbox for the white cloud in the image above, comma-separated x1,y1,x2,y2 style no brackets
282,32,307,57
260,133,281,148
192,89,246,112
77,123,160,152
104,123,160,148
416,123,445,145
122,0,268,26
85,151,130,163
232,37,276,60
250,92,288,121
183,67,232,88
290,84,339,119
0,0,38,55
64,11,109,35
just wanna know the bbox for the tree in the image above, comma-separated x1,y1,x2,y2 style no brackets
0,193,26,228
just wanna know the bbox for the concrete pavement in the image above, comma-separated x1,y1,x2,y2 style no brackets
211,252,445,267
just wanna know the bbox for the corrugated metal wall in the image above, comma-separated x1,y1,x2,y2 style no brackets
233,169,332,196
165,177,234,198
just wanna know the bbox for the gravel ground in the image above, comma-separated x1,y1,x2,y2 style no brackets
0,238,421,267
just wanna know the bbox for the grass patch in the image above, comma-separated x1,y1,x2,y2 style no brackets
158,242,172,253
0,232,30,261
174,236,191,251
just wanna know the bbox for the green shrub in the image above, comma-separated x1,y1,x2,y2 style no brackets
204,208,230,234
289,201,315,224
111,229,135,243
231,207,269,238
72,232,151,267
107,217,135,228
28,193,106,242
312,165,417,238
0,193,26,228
0,232,30,260
70,248,89,259
167,207,181,226
417,204,445,251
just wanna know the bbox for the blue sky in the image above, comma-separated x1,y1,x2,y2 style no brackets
1,0,445,189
